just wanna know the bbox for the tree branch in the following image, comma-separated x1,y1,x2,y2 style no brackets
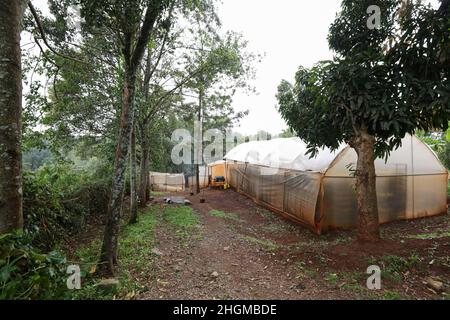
28,1,86,65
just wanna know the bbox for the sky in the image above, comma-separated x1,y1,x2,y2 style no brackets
218,0,343,135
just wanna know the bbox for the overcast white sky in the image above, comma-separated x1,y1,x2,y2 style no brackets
218,0,343,135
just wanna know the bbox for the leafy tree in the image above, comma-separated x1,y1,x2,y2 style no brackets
277,0,449,241
183,27,257,193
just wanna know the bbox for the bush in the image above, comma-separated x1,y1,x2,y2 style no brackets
0,232,69,300
23,162,111,250
437,141,450,169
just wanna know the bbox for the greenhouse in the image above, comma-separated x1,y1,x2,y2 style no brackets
219,135,448,234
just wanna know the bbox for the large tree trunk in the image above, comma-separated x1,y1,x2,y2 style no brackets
129,126,138,224
0,0,23,234
99,70,136,276
352,129,380,242
138,121,150,207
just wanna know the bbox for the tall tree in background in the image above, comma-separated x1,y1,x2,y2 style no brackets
81,0,171,276
0,0,24,233
184,29,257,193
277,0,449,242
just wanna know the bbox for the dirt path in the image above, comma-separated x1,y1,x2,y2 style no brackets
137,189,450,300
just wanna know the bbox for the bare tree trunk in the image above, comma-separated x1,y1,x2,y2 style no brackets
138,121,150,207
99,71,136,276
0,0,23,234
195,89,203,194
352,128,380,242
129,126,138,224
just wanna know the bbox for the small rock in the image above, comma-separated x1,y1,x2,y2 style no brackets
152,248,164,256
223,246,230,251
211,271,219,278
174,265,182,272
426,277,444,292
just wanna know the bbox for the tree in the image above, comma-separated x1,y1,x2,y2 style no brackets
277,0,449,242
0,0,25,234
80,0,171,276
183,29,257,193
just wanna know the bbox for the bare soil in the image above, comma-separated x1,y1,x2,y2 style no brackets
138,189,450,300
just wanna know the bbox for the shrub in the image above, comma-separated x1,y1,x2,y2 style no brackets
437,141,450,169
23,162,111,250
0,232,69,300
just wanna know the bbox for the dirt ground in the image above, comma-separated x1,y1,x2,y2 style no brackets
137,189,450,300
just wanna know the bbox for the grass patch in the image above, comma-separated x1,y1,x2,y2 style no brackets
368,254,421,283
382,290,406,300
295,262,319,279
72,208,159,299
164,206,201,240
242,235,279,251
408,230,450,240
151,191,166,197
209,209,241,221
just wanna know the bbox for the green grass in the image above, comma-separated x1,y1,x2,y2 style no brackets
164,206,201,240
295,261,319,279
72,208,159,299
408,230,450,240
382,290,406,300
209,209,241,221
241,235,280,251
151,191,166,197
368,254,421,283
164,206,200,228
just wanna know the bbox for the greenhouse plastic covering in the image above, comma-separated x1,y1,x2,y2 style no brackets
222,135,448,234
150,172,185,192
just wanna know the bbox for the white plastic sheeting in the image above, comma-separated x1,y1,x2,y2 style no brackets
150,172,185,192
224,134,448,233
224,138,346,173
224,135,447,176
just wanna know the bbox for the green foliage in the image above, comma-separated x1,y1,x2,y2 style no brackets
209,209,240,221
277,0,449,158
438,142,450,169
163,206,201,240
0,232,69,300
164,206,200,229
373,254,421,282
73,209,159,300
242,235,279,251
328,0,399,57
23,162,112,250
23,148,54,171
